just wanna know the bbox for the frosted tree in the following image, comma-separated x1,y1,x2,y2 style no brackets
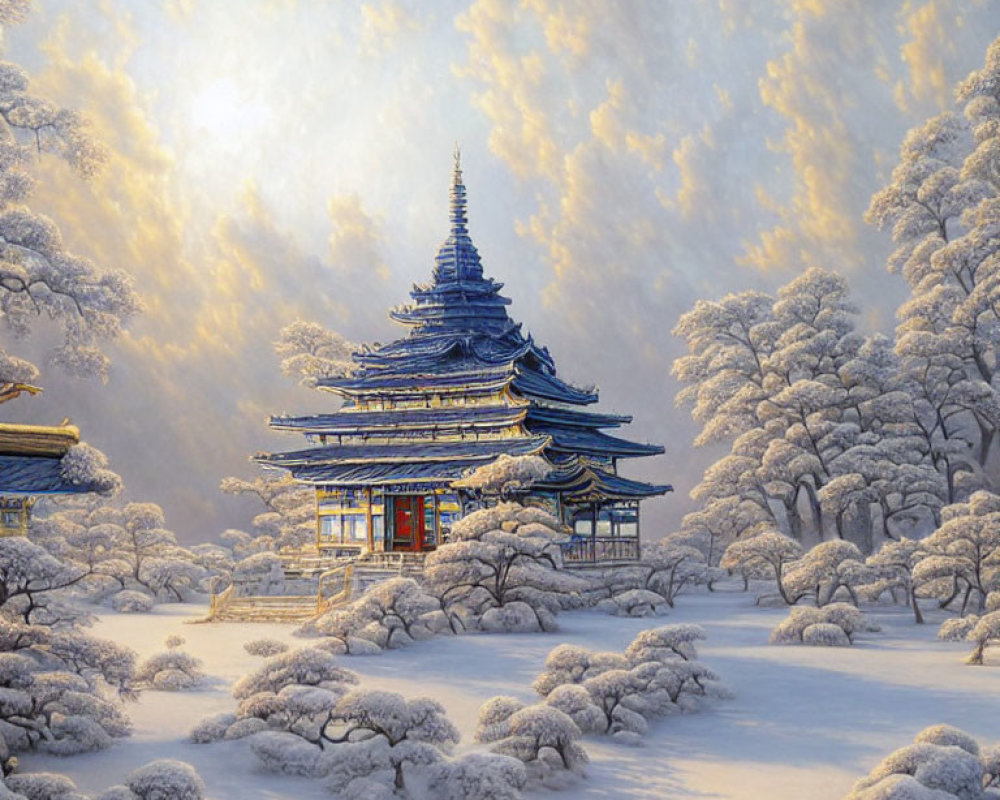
867,37,1000,498
844,724,999,799
912,491,1000,615
0,7,141,393
783,540,872,607
219,475,314,552
613,536,708,608
0,619,135,755
961,611,1000,665
333,577,440,650
423,502,584,633
452,454,552,503
866,538,926,623
321,691,459,795
720,532,803,604
274,319,355,385
676,495,773,568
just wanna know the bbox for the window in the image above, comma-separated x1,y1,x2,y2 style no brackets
2,511,20,528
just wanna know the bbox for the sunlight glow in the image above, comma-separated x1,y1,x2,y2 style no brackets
188,76,268,143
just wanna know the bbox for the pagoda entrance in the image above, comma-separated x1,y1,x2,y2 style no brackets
391,496,426,552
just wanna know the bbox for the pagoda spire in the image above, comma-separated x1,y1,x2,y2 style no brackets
449,144,468,238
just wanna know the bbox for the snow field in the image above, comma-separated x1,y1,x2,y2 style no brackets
17,586,1000,799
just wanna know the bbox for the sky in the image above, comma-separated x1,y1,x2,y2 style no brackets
2,0,998,542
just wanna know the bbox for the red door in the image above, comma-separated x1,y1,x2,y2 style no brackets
393,496,424,552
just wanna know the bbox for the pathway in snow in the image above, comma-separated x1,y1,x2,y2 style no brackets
18,589,1000,799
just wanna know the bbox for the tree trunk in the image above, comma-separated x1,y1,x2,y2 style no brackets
967,639,986,666
910,584,923,625
394,762,405,791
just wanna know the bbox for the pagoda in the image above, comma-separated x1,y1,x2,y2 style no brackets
257,154,670,564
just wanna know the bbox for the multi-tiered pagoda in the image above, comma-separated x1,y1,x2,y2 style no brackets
258,155,669,563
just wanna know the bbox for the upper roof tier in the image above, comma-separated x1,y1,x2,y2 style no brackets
321,152,594,406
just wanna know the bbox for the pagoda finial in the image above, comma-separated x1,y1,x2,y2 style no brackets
449,145,467,237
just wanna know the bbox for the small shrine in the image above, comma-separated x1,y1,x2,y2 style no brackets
0,413,89,535
258,154,670,564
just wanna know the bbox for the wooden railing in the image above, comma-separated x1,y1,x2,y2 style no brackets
208,583,235,618
561,537,640,565
316,563,356,614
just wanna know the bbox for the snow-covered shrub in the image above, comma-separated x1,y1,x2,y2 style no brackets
531,625,726,743
134,649,204,691
223,717,268,740
596,589,666,617
428,752,528,800
801,622,850,647
474,701,587,788
844,724,1000,799
770,603,879,645
232,552,284,595
249,731,328,777
122,759,206,800
423,502,585,633
4,772,83,800
189,712,235,743
939,616,980,642
110,590,153,614
164,635,184,649
243,638,289,658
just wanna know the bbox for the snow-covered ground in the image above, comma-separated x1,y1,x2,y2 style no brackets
18,587,1000,799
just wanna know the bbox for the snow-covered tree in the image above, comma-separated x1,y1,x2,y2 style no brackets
844,724,999,799
474,702,587,787
962,611,1000,666
218,475,315,553
321,690,459,795
274,319,355,385
423,502,584,633
599,536,707,610
0,619,135,755
866,538,926,623
452,455,552,503
720,532,803,604
783,540,872,607
867,36,1000,501
912,491,1000,615
0,7,140,391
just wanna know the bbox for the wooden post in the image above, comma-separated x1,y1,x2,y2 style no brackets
365,487,374,553
635,502,642,560
314,487,322,552
590,501,598,563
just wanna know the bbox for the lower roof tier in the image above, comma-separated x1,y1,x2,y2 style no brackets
256,435,550,468
0,454,93,495
265,455,669,500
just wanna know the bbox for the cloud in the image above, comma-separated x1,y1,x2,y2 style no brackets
360,1,424,57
